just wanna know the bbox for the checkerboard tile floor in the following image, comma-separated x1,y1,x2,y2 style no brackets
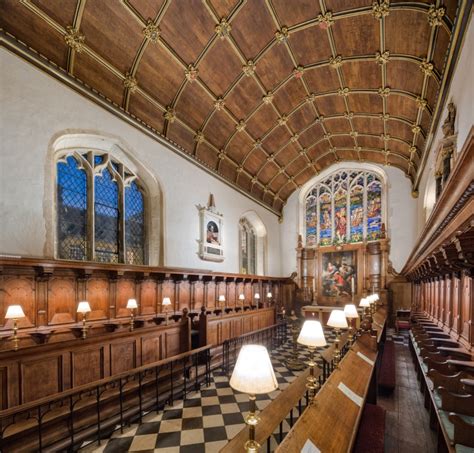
81,329,337,453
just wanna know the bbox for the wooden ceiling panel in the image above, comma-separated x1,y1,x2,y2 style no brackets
81,2,143,75
203,111,236,149
387,154,409,170
196,142,219,169
325,117,351,134
225,76,263,120
352,116,384,136
387,60,424,96
3,0,462,212
256,43,294,91
287,104,316,133
343,61,380,90
332,14,379,56
290,27,332,66
30,0,77,28
74,52,123,105
246,104,279,139
128,93,164,133
271,0,321,28
273,78,308,117
136,42,184,107
160,0,214,64
128,0,166,22
167,122,195,153
175,82,214,131
231,1,275,59
316,95,347,116
348,93,382,114
263,126,292,152
305,66,340,93
385,10,431,57
0,2,68,68
299,124,325,148
386,95,418,123
198,38,243,95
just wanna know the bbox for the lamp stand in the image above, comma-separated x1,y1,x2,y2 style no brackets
81,313,87,340
360,307,372,332
306,346,320,398
285,317,305,371
130,309,135,331
333,328,341,366
244,394,260,453
165,308,169,325
12,318,19,351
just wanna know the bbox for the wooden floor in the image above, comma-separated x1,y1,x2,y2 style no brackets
378,341,437,453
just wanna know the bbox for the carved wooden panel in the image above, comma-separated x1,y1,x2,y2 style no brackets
206,281,216,308
86,278,109,320
140,279,157,315
0,366,7,409
460,273,471,342
162,280,175,312
21,355,62,403
227,282,236,307
178,280,191,310
141,333,162,365
244,282,252,301
116,279,136,317
48,277,76,325
110,341,136,375
165,330,181,357
0,276,35,328
71,347,104,387
192,281,204,310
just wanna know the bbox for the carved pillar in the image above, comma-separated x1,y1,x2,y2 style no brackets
379,239,389,290
451,272,460,336
366,241,381,293
296,234,304,288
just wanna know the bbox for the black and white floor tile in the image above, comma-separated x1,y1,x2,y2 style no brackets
81,329,337,453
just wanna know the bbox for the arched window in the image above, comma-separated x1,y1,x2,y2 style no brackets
239,218,257,274
305,170,384,247
57,152,146,264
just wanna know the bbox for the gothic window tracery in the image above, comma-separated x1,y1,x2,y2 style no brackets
56,152,146,264
305,170,384,246
239,218,257,274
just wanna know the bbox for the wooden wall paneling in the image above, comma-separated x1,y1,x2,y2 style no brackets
140,278,157,315
71,346,105,387
0,366,7,410
177,278,191,311
110,339,136,375
228,280,236,308
21,355,63,403
206,280,216,309
451,273,460,336
141,331,162,365
217,281,226,308
86,277,109,320
35,272,49,327
48,276,77,325
116,278,136,318
244,282,252,302
444,275,451,327
0,275,36,328
192,280,204,310
162,278,175,313
460,271,471,342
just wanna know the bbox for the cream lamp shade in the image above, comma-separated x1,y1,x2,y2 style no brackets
372,293,380,301
344,304,359,319
239,294,245,300
254,293,260,299
297,320,327,348
5,305,25,319
327,310,348,329
126,299,138,310
230,345,278,394
77,301,91,314
359,298,371,308
162,297,172,306
266,292,272,298
367,295,375,304
218,295,226,302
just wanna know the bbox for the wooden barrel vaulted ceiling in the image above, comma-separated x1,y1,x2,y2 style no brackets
0,0,468,214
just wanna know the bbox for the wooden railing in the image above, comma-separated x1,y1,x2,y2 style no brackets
0,345,212,453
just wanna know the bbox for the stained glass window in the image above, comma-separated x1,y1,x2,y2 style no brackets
56,152,146,264
305,170,384,246
240,218,256,274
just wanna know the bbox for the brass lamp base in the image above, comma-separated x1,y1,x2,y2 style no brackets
305,347,320,398
286,356,305,371
333,329,341,367
245,395,261,453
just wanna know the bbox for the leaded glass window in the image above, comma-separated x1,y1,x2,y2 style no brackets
239,218,256,274
56,152,146,264
305,170,384,246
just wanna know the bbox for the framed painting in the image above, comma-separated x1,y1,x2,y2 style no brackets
321,251,357,297
197,194,225,262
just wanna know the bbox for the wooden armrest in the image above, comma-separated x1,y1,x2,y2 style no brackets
438,387,474,416
448,413,474,448
428,370,471,394
426,358,452,375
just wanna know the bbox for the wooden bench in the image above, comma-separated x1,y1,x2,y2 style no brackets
353,403,386,453
378,340,396,392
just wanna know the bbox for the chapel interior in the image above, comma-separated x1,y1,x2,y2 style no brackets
0,1,473,452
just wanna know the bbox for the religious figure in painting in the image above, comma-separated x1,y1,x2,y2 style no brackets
334,208,347,241
206,221,219,244
322,251,356,297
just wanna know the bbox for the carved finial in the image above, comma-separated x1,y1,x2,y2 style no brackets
214,97,225,111
236,120,246,132
381,133,391,142
378,87,391,97
290,134,299,143
123,74,138,92
194,131,205,143
416,97,428,110
375,51,390,65
243,60,256,76
263,92,274,104
350,131,358,137
441,102,456,138
372,0,390,19
419,59,434,77
254,139,262,149
275,26,289,43
185,64,198,82
143,20,160,42
278,115,288,126
329,55,343,69
64,26,85,52
218,150,226,160
344,111,354,119
427,5,445,27
338,87,350,97
215,18,231,39
317,11,335,28
164,107,176,123
379,113,390,120
208,193,216,209
412,124,421,134
306,93,316,103
267,154,275,162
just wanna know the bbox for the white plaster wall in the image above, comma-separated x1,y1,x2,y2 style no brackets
417,18,474,232
0,49,283,276
280,163,417,276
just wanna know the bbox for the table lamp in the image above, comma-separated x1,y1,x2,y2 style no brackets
266,291,272,307
5,304,25,351
162,297,172,324
327,309,348,366
219,294,226,311
254,293,260,309
297,320,326,397
359,297,372,331
127,299,138,331
77,301,91,340
230,344,278,452
239,293,245,309
344,304,359,346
